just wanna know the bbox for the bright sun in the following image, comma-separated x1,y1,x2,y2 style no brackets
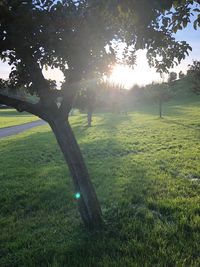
109,51,163,89
110,65,135,89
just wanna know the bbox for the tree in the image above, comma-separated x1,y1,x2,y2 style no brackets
129,84,146,105
150,83,171,118
75,83,98,127
0,0,199,229
0,0,113,230
99,82,127,113
179,71,185,79
168,72,177,83
187,60,200,93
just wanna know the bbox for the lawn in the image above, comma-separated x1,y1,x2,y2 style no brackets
0,97,200,267
0,109,38,128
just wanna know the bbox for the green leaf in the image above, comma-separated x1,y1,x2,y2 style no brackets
193,8,200,12
183,20,187,28
193,20,198,30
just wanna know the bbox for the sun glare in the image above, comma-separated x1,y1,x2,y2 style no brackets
110,63,162,89
110,65,134,89
109,51,164,89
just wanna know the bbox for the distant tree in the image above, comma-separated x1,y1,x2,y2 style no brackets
187,60,200,93
111,84,127,114
0,78,7,88
148,83,171,118
168,72,177,83
100,82,128,113
129,84,142,103
0,78,9,93
119,89,129,115
75,83,98,127
178,71,185,79
86,88,96,127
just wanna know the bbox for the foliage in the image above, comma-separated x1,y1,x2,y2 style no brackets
151,82,171,101
179,70,185,79
187,60,200,93
74,83,99,126
0,0,117,96
0,0,199,95
99,82,128,113
75,81,129,114
74,82,98,112
168,71,178,83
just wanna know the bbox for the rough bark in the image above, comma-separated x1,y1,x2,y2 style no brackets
49,116,103,229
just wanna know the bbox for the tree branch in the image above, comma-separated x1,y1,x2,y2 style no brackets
19,50,50,101
0,93,46,120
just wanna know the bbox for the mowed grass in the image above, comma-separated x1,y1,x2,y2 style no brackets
0,97,200,267
0,109,38,128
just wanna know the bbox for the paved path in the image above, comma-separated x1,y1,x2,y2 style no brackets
0,120,46,139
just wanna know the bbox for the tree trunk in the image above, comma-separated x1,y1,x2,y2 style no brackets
49,117,103,230
159,97,162,118
87,109,92,127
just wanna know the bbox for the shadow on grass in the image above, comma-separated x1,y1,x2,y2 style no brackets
0,126,155,267
1,119,200,267
161,117,200,131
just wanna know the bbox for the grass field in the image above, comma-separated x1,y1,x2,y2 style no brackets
0,97,200,267
0,109,38,128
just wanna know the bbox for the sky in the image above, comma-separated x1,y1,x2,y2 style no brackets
110,22,200,88
0,17,199,89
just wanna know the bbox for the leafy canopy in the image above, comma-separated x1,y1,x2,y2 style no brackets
0,0,199,99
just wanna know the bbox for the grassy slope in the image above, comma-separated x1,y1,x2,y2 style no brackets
0,109,38,128
0,95,200,267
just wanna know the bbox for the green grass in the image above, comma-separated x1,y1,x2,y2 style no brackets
0,97,200,267
0,109,38,128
